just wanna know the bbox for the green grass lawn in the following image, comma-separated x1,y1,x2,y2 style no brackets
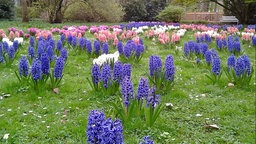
0,21,255,143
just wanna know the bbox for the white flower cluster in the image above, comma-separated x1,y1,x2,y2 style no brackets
167,25,180,30
2,37,23,46
241,32,255,36
196,30,219,38
132,26,149,34
177,29,187,37
93,51,119,66
152,25,169,34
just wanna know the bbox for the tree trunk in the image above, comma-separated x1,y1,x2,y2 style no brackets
22,0,29,22
53,11,63,23
50,0,64,23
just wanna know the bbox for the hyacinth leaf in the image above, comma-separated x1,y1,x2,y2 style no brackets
152,104,164,125
108,101,126,123
14,70,31,85
223,67,234,82
144,104,153,127
126,99,137,122
87,77,96,91
205,74,215,84
15,71,22,82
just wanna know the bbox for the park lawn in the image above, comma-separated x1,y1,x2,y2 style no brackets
0,21,255,143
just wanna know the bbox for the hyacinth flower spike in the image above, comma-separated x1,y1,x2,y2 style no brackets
15,55,30,84
49,57,65,88
205,55,222,84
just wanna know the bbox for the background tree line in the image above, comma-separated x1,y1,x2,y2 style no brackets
0,0,255,24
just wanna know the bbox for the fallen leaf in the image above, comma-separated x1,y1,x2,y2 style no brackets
3,94,11,98
3,133,9,140
196,114,202,117
165,103,173,109
201,94,206,97
54,88,59,94
204,124,219,130
228,83,234,87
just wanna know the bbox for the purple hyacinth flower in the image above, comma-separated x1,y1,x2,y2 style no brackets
13,40,19,52
101,118,124,144
122,63,132,79
136,77,149,101
31,59,42,81
101,63,111,88
194,43,200,54
18,55,29,77
234,56,246,76
149,55,162,77
54,57,65,79
233,41,241,53
28,46,35,59
205,50,212,65
121,76,134,107
57,40,63,51
71,36,77,47
113,61,123,84
140,136,154,144
146,86,160,108
67,35,73,44
227,40,234,52
227,54,236,70
86,110,105,144
91,64,101,85
46,46,54,60
252,35,256,46
60,47,68,61
241,55,251,75
123,43,132,58
60,34,65,42
3,42,9,53
29,36,35,47
211,56,221,76
8,46,15,60
117,41,123,54
102,42,109,54
41,53,50,75
94,40,101,55
86,40,92,54
164,55,175,82
200,43,208,55
78,38,86,49
184,43,190,56
135,44,144,57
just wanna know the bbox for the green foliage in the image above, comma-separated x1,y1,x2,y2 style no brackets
205,70,222,85
121,0,147,21
147,71,174,94
224,67,254,87
16,6,40,19
156,5,185,22
0,0,15,19
121,0,167,21
0,21,255,143
90,0,124,22
65,0,124,22
109,97,164,127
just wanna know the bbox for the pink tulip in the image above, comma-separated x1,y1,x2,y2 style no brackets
9,31,15,40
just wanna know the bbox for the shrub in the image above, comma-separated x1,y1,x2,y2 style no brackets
64,0,124,22
0,0,15,20
156,5,185,22
121,0,147,21
121,0,167,21
16,6,40,19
